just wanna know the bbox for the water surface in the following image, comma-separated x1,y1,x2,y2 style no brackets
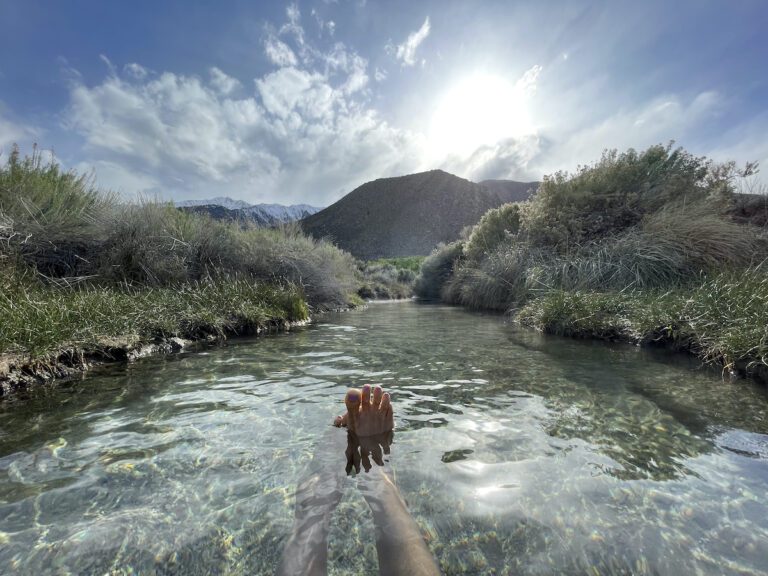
1,301,767,575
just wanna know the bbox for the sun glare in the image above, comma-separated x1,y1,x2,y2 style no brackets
429,73,534,158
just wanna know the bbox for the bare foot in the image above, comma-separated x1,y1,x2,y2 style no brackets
333,384,394,437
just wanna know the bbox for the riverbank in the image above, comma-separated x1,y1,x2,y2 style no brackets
0,278,311,397
0,147,367,397
515,270,768,385
414,145,768,385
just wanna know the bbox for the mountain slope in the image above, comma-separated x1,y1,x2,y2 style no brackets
301,170,538,259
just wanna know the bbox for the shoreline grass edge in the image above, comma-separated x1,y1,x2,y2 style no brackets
0,278,317,398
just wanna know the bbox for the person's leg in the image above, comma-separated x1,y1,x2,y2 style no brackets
358,467,441,576
346,426,440,576
277,427,347,576
281,386,439,576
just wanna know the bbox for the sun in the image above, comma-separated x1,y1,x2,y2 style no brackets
429,73,534,159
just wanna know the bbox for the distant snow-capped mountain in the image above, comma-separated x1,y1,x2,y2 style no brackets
175,196,252,210
175,197,322,227
245,203,321,222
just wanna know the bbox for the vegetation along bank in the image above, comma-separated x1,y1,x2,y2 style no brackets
415,144,768,384
0,147,366,395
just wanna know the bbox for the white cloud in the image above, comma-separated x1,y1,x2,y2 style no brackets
264,36,299,67
393,17,431,67
443,90,729,182
124,63,148,80
311,9,336,37
63,32,425,204
445,135,542,182
25,7,763,207
209,67,241,95
281,3,305,48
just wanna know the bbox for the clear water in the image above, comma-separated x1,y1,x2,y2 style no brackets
1,300,767,575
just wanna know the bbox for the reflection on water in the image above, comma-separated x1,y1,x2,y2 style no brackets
1,300,767,575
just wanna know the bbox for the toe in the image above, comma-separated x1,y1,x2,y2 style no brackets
361,384,372,410
345,388,361,431
372,385,383,408
379,392,391,413
380,392,394,430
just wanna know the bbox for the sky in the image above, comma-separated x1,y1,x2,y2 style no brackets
0,0,766,206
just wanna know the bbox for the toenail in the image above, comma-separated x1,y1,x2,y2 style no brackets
348,392,360,402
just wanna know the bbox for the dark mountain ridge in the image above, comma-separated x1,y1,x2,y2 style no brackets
301,169,538,259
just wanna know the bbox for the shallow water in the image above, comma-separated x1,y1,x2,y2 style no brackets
1,300,768,575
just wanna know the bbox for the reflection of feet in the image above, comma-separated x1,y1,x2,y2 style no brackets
346,430,394,475
333,384,394,437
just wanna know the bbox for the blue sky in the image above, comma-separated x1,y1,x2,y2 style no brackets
1,0,766,205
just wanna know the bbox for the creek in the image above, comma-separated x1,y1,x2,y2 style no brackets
1,300,767,575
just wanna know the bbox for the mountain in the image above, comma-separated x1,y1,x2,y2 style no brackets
300,169,539,260
176,199,321,227
246,203,321,223
176,196,252,210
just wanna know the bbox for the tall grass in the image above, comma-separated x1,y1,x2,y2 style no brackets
533,206,763,293
416,144,764,305
518,264,768,372
0,147,359,310
0,273,308,358
0,145,115,277
414,241,464,300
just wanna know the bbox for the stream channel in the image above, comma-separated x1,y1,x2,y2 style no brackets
1,300,767,575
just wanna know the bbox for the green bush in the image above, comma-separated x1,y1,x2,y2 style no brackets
414,241,464,300
357,257,423,299
429,144,765,309
0,145,115,276
522,144,729,250
531,205,764,293
463,203,522,263
0,147,359,311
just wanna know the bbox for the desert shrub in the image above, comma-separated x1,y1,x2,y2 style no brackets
0,147,359,311
235,224,359,309
98,201,242,285
0,145,115,276
463,203,523,263
430,145,763,312
521,144,729,250
414,241,464,299
445,242,551,309
357,258,421,299
533,205,765,292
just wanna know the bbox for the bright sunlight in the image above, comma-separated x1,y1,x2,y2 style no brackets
429,73,535,158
